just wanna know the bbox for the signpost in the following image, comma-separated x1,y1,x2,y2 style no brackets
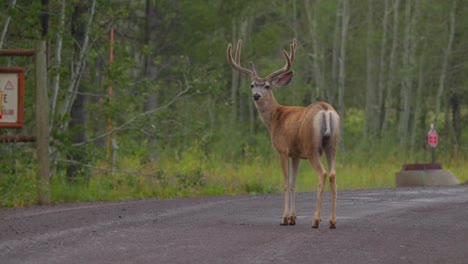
427,124,438,163
0,46,50,205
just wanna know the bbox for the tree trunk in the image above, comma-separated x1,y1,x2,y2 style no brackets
398,0,418,150
364,0,376,139
67,1,90,181
305,0,325,101
381,0,400,132
0,0,17,49
337,0,349,150
376,0,390,136
230,20,239,122
450,93,460,145
330,0,341,105
143,0,160,162
50,0,65,131
434,0,456,129
59,0,95,128
410,52,425,155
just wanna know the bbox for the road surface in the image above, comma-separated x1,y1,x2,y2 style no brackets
1,186,468,263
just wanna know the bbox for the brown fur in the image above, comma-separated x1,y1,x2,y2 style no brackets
227,39,340,228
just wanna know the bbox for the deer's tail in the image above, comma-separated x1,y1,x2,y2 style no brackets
323,111,332,138
318,110,340,149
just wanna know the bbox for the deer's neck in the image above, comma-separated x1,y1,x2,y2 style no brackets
254,92,281,133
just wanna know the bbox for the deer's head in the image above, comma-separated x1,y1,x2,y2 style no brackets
227,39,296,103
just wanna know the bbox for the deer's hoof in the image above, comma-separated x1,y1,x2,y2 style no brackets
312,218,320,229
288,216,296,225
329,220,336,229
280,216,289,226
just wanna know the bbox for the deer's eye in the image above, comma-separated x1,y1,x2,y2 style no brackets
250,84,254,88
265,85,270,89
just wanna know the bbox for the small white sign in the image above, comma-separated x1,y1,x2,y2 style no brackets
0,73,19,123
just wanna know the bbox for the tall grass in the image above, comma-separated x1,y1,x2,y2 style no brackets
1,140,467,208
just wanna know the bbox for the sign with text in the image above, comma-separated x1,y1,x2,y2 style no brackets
0,67,24,128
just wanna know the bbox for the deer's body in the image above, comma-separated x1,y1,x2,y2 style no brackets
256,96,338,159
227,39,340,228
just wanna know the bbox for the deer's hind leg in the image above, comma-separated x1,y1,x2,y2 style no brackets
326,146,337,229
309,155,327,228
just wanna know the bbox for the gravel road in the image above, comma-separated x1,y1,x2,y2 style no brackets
1,186,468,264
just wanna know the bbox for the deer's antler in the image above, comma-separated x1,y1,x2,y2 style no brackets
227,40,255,77
265,39,297,81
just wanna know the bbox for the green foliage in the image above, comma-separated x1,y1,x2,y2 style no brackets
0,0,467,207
0,145,37,207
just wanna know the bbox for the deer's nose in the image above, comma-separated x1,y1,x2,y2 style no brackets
253,94,261,101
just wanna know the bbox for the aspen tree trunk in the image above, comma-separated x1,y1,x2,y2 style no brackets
410,52,425,155
230,21,239,122
398,0,417,149
331,1,341,104
364,0,376,138
381,0,400,131
236,18,255,134
337,0,349,149
0,0,16,49
434,0,456,129
47,0,65,178
143,0,159,161
304,0,325,101
376,0,390,136
50,0,65,131
237,18,250,126
230,17,253,132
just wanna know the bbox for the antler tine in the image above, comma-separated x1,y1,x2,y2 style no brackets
290,39,297,64
265,39,296,81
227,39,254,77
235,40,242,65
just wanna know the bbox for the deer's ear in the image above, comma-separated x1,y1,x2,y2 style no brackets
272,71,293,87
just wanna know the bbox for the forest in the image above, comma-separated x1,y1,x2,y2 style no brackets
0,0,467,207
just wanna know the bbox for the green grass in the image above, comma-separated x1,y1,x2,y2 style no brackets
1,143,467,208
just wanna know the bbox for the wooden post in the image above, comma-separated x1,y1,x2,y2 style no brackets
35,41,50,205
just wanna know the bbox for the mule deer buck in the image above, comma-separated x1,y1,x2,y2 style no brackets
227,39,340,228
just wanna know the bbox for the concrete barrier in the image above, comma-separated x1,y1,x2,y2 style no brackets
395,163,460,187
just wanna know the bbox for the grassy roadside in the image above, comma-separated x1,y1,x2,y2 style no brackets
1,148,466,208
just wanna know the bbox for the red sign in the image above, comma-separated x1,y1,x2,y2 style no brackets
428,129,438,148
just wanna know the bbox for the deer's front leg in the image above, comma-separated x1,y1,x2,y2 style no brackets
280,154,290,226
288,158,300,225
